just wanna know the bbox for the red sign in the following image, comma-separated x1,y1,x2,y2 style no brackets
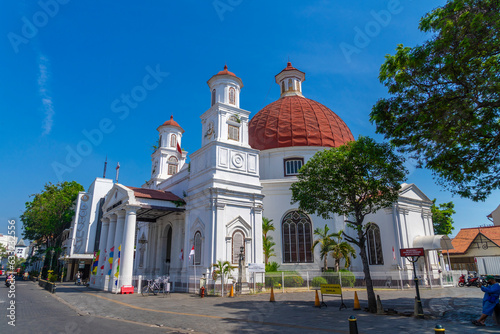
400,248,424,257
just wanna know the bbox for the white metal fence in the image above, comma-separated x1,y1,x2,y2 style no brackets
92,269,467,295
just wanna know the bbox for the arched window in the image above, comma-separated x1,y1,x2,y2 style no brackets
232,230,245,264
211,89,216,106
288,78,293,91
194,231,202,265
159,135,162,148
167,156,178,175
170,134,177,148
281,81,285,94
229,87,235,105
282,211,313,263
367,224,384,265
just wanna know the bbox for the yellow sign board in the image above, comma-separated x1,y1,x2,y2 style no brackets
320,284,342,295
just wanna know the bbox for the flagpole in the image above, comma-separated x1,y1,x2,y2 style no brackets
115,162,120,183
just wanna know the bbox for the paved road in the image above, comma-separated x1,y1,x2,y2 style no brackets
2,278,499,333
0,278,180,334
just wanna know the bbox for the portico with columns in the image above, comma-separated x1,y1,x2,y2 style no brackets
91,184,185,292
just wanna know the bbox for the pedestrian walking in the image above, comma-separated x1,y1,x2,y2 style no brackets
472,275,500,326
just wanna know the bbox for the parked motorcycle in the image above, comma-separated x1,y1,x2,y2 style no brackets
5,275,14,288
458,274,466,287
458,273,482,287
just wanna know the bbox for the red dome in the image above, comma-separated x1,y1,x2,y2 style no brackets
249,96,354,150
157,115,184,133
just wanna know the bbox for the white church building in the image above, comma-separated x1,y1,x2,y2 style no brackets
70,63,449,292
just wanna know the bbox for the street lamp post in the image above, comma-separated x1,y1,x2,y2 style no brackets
237,246,244,294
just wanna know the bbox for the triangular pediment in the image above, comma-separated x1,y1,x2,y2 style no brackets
226,215,251,237
399,183,432,203
102,184,136,212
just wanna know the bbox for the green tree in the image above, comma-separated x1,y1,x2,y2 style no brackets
263,237,276,265
212,260,234,297
21,181,84,249
311,224,336,271
262,217,275,240
431,199,456,235
330,230,357,272
262,217,276,264
290,136,407,313
0,244,8,261
370,0,500,202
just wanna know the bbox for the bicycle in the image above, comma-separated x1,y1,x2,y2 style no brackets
141,279,160,296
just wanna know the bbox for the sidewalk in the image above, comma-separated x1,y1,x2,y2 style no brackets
46,282,499,333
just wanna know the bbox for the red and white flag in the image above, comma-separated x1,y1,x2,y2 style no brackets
177,142,182,154
188,245,195,260
179,248,183,261
392,246,396,261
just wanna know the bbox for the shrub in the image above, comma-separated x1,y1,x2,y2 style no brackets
29,270,39,278
339,269,355,287
321,269,339,285
283,272,304,287
265,273,282,288
311,276,328,287
265,261,280,272
265,271,304,288
48,272,58,282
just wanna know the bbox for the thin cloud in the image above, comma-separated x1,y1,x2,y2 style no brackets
38,54,54,135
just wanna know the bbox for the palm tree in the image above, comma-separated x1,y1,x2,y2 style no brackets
262,217,275,240
330,230,357,271
212,260,234,297
263,236,276,265
312,224,336,271
262,217,276,265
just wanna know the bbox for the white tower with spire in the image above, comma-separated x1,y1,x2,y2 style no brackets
147,115,187,188
184,65,264,279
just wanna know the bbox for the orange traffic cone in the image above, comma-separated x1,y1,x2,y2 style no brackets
353,291,361,310
229,285,234,297
270,286,275,302
314,289,321,307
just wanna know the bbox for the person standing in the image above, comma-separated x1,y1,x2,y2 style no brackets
472,275,500,326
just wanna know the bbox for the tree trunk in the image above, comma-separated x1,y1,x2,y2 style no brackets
324,256,328,271
358,229,377,313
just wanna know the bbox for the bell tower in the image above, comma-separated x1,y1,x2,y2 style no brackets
201,65,250,148
147,115,187,188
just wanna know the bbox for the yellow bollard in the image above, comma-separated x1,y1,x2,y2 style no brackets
353,291,361,310
348,315,359,334
229,285,234,297
314,289,321,307
434,324,445,333
270,285,276,302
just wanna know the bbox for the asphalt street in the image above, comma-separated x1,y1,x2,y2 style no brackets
1,278,499,333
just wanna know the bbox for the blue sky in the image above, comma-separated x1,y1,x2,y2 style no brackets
1,0,498,239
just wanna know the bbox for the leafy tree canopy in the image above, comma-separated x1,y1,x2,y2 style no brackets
431,199,456,235
21,181,84,247
290,136,407,312
370,0,500,201
291,136,407,227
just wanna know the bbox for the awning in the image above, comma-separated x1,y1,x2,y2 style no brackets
413,235,454,251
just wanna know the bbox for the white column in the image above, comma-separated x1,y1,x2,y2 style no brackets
110,210,126,291
120,206,140,287
105,213,117,279
97,218,110,277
